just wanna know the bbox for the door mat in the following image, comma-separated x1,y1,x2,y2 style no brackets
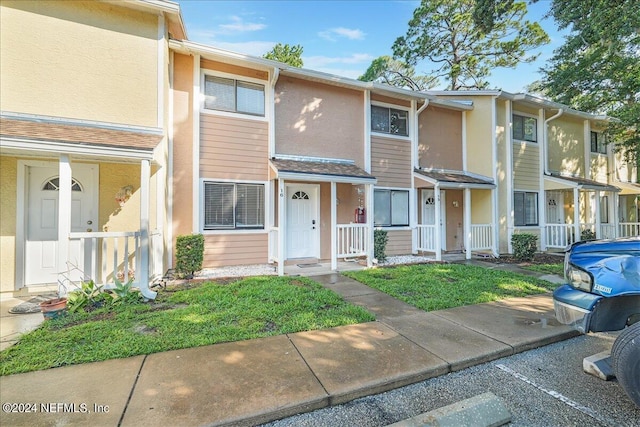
8,295,55,314
297,263,321,268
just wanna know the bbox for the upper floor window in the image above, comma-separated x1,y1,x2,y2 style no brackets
374,189,409,227
513,114,537,143
204,75,265,116
203,182,264,230
371,105,409,136
591,131,606,154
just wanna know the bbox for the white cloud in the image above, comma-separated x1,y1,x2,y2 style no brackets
318,27,366,41
304,53,374,68
219,16,266,33
213,41,277,57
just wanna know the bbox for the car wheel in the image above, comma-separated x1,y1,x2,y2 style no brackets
611,322,640,407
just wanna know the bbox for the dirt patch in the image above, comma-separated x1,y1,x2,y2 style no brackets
133,324,157,335
261,321,278,333
483,253,564,266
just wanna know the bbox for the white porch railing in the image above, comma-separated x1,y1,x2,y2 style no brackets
470,224,493,250
600,224,616,240
619,222,640,237
416,225,436,252
337,223,368,258
150,230,163,280
546,224,576,249
68,231,141,288
269,227,279,262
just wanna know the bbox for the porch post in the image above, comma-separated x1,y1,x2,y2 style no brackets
491,188,499,257
573,187,580,242
613,192,620,238
278,179,285,276
366,183,374,267
594,190,601,238
540,189,547,251
434,184,442,261
330,181,337,271
58,155,72,290
138,159,156,300
464,188,471,259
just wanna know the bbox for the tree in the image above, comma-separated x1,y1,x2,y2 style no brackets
392,0,549,90
263,43,304,67
358,56,437,91
535,0,640,167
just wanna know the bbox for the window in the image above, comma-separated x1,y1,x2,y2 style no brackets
203,182,264,230
42,177,82,192
591,131,606,154
513,114,537,142
371,105,408,136
374,189,409,226
204,75,265,116
514,191,538,226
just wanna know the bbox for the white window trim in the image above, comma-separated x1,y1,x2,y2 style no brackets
200,178,269,235
512,111,539,145
370,101,411,140
513,189,540,227
200,69,269,122
374,186,412,229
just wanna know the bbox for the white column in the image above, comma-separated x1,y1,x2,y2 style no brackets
594,190,601,238
434,184,442,261
138,159,156,299
366,183,374,267
613,192,620,238
58,155,72,287
491,188,498,257
330,181,337,271
278,179,285,276
574,187,581,242
464,188,471,259
192,54,201,233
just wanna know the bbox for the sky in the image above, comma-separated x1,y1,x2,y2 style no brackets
177,0,569,93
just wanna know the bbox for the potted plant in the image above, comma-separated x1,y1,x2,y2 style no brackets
39,297,68,320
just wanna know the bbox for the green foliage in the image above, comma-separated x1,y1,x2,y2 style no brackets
358,55,437,90
511,233,538,262
581,229,596,241
67,280,103,313
535,0,640,167
392,0,549,90
111,278,142,305
0,276,373,375
374,229,389,263
344,263,556,312
263,43,304,67
522,263,564,277
175,234,204,279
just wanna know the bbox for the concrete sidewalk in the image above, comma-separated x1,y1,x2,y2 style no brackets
1,268,576,427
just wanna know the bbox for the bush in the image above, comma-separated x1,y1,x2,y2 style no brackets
175,234,204,278
511,233,538,262
581,229,596,241
374,229,388,263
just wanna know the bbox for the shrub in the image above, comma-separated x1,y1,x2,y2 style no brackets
581,229,596,241
175,234,204,278
511,233,538,262
374,229,388,263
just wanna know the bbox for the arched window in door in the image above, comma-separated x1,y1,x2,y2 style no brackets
42,177,83,192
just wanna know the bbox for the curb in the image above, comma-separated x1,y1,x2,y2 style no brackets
387,392,511,427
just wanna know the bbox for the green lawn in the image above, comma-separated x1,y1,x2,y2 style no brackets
521,263,564,277
344,263,557,312
0,276,374,376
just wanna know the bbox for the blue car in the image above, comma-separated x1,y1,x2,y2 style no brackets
553,237,640,407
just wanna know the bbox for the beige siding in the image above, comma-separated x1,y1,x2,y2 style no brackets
513,227,541,250
548,117,585,176
465,97,495,178
1,1,159,127
614,151,638,183
201,59,268,81
203,234,268,267
371,136,412,188
513,142,540,191
419,106,463,170
471,189,492,224
200,114,269,181
385,230,412,256
275,76,364,166
496,100,509,254
590,154,609,184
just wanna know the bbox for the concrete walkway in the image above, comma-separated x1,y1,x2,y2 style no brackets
0,265,576,426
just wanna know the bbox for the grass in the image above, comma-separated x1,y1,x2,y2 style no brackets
344,263,557,312
0,276,374,376
521,263,564,276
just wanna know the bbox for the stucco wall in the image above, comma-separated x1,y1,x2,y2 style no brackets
274,76,364,166
548,117,585,177
590,154,609,184
0,156,17,293
0,0,159,127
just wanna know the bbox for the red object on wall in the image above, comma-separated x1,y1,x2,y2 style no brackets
355,207,366,223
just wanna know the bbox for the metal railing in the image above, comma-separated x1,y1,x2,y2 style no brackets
337,223,368,258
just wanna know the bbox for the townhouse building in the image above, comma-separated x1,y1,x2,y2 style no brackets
1,0,637,298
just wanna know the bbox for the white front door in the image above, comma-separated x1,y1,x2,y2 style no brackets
25,163,98,285
286,184,319,259
422,189,446,251
546,191,564,224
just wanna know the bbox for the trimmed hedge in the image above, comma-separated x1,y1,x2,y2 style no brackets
511,233,538,262
374,229,388,263
175,234,204,278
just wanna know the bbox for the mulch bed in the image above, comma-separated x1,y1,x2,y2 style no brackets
482,253,564,266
